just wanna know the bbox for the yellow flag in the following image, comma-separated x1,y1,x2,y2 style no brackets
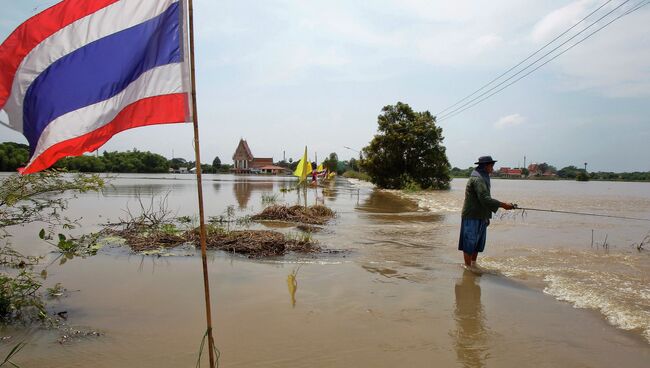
293,146,310,183
317,164,324,172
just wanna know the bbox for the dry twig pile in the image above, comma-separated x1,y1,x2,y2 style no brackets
251,205,335,225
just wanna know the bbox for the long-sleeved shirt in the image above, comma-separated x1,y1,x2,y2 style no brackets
461,176,501,220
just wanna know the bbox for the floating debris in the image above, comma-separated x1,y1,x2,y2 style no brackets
104,224,320,257
57,326,103,344
187,229,319,257
251,204,335,225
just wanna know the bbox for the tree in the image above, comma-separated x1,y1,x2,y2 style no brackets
322,152,338,172
576,171,590,181
212,156,221,170
0,142,29,172
361,102,450,189
537,163,549,175
450,167,473,178
169,157,188,170
348,158,359,171
557,165,584,179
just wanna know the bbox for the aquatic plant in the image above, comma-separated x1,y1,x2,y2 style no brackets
0,341,26,367
46,283,65,299
261,192,278,206
0,171,104,325
286,231,313,244
0,270,46,323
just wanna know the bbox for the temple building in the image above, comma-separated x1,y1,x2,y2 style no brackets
232,138,284,174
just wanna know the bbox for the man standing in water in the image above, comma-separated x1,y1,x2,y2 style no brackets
459,156,515,269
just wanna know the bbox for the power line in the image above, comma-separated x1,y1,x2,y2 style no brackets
438,0,634,121
439,0,649,122
435,0,613,116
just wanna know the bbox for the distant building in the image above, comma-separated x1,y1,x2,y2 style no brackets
169,166,188,174
498,167,523,178
527,163,556,177
527,163,540,175
231,139,275,174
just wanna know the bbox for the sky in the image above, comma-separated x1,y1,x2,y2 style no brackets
1,0,649,172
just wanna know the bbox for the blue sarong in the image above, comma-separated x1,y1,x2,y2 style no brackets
458,218,488,253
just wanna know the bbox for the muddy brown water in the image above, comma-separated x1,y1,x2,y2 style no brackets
1,174,649,367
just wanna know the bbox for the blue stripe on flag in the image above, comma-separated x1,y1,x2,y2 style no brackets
23,2,181,154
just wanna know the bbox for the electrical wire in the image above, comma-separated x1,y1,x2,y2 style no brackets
438,0,633,121
439,0,648,122
435,0,613,116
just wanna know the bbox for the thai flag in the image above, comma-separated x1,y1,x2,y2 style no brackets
0,0,192,174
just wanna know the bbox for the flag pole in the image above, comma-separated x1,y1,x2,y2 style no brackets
187,0,216,367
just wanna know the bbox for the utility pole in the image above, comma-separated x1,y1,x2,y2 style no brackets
523,155,526,169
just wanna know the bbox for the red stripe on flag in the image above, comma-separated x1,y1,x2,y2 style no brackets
19,93,188,174
0,0,119,108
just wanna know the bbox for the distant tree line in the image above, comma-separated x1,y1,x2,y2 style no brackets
449,162,650,182
275,153,360,175
0,142,232,174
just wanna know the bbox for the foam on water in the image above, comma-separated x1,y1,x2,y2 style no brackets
481,249,650,344
389,191,462,213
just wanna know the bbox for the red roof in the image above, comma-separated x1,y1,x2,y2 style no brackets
251,158,273,168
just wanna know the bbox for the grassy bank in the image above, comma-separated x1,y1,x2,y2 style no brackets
342,170,371,181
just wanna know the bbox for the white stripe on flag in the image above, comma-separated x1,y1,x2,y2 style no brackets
27,63,184,166
3,0,179,133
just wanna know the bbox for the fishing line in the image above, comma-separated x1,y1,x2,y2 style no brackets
513,205,650,222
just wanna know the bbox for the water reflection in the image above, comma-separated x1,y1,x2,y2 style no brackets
287,267,300,307
357,191,419,213
101,183,171,197
232,181,274,209
454,270,488,368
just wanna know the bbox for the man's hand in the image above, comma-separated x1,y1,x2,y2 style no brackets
500,202,515,210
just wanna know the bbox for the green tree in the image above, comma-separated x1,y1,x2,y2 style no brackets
212,156,221,170
0,142,29,172
322,152,338,172
348,157,359,172
361,102,450,189
450,166,473,178
557,165,586,179
576,171,590,181
537,163,549,175
169,157,188,170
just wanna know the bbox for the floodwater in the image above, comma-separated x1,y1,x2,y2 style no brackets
1,174,649,367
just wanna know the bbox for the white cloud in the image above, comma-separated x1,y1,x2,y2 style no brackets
531,1,650,97
495,113,526,129
472,34,504,53
531,0,595,43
